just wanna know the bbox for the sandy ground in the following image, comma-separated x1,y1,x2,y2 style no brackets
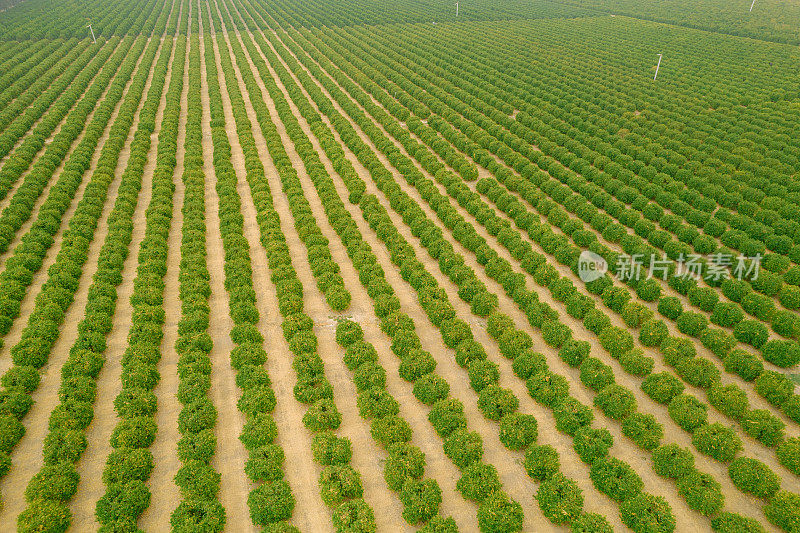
213,5,417,529
0,0,792,528
70,23,184,533
204,5,333,531
0,40,137,381
0,15,173,526
262,18,787,529
230,10,576,530
302,27,797,467
197,10,256,531
0,40,99,174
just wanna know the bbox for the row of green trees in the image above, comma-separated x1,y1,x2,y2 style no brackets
202,3,301,526
0,39,70,134
226,4,541,527
372,20,800,309
13,27,169,531
234,7,622,530
266,15,800,528
91,22,179,529
308,17,800,450
209,5,363,527
0,0,173,40
0,32,150,519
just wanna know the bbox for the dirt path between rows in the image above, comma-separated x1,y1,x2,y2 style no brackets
301,31,798,478
70,28,185,533
199,18,255,532
267,24,779,529
213,8,413,532
227,14,575,532
322,27,795,395
0,40,96,173
0,23,172,528
0,42,141,372
206,19,333,533
0,40,129,275
216,13,484,533
136,5,191,528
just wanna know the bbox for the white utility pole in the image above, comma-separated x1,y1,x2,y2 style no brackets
653,53,663,80
87,24,96,43
749,0,756,12
456,1,459,16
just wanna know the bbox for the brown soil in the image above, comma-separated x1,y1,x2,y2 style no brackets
0,14,174,526
209,6,333,531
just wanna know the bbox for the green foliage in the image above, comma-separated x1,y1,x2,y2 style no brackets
25,462,79,502
319,464,363,506
741,409,785,448
428,398,467,438
559,339,591,368
579,357,615,392
619,349,654,377
572,427,613,465
692,423,742,462
524,444,559,481
511,349,546,379
620,492,675,533
570,513,613,533
711,512,767,533
332,499,376,533
240,413,278,450
755,371,794,406
622,412,663,450
536,473,584,524
733,320,769,349
675,357,720,389
676,470,724,516
594,384,636,420
477,491,524,533
245,444,285,483
303,398,342,431
639,319,668,347
723,349,763,382
384,443,425,491
553,397,593,436
652,443,694,479
468,360,500,392
477,385,518,421
418,517,458,533
170,500,226,532
657,297,683,321
311,431,352,466
95,480,150,525
335,320,363,347
676,312,708,338
778,438,800,476
728,457,779,499
443,429,483,469
668,394,707,433
590,456,643,503
762,340,800,368
498,412,538,450
411,373,449,405
18,499,71,533
457,462,501,502
399,479,441,524
598,326,633,358
248,480,295,525
707,383,748,421
764,490,800,532
526,371,569,407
